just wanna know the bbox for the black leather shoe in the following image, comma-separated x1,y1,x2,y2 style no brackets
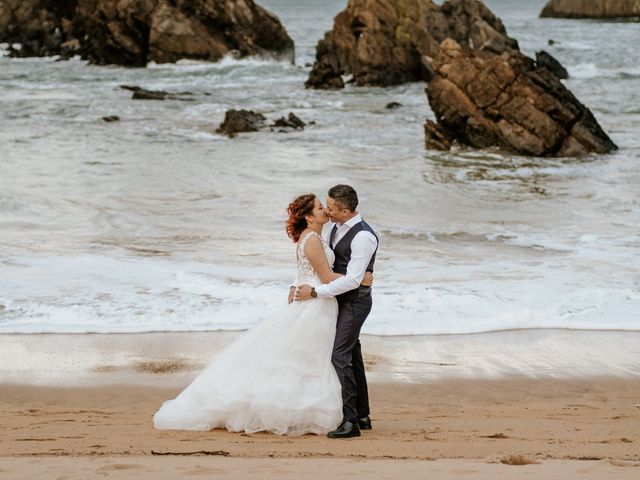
327,420,361,438
358,416,372,430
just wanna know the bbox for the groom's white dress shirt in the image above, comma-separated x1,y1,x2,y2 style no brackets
315,214,378,298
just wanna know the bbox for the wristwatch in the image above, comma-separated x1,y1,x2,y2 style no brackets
310,287,317,298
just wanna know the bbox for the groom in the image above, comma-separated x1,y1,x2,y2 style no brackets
296,184,379,439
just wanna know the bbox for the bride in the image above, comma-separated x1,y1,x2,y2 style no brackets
153,193,369,435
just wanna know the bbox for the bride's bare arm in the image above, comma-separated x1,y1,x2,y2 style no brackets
303,235,342,284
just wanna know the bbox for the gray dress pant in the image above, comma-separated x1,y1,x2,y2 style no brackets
332,287,372,423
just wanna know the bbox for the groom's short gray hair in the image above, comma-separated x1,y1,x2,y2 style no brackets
328,184,358,212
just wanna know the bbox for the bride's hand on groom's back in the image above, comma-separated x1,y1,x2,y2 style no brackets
361,271,374,287
288,286,296,304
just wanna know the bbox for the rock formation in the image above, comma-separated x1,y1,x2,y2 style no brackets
535,50,568,79
0,0,78,58
216,110,267,137
120,85,172,100
0,0,294,66
424,39,617,156
541,0,640,18
271,113,306,130
306,0,519,89
217,110,309,137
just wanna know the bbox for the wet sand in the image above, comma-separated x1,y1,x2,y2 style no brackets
1,331,639,478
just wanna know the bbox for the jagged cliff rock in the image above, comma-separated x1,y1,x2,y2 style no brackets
305,0,518,89
0,0,294,65
0,0,78,58
541,0,640,18
425,39,617,156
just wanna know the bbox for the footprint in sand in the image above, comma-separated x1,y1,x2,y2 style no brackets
96,464,144,472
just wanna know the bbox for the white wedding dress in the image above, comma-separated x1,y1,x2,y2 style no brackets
153,232,342,435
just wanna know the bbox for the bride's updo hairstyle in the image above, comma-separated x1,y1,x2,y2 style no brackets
286,193,316,242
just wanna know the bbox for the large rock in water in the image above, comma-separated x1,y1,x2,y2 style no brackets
425,39,618,156
306,0,519,89
0,0,294,65
541,0,640,18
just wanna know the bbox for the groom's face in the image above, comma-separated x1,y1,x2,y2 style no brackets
326,197,348,224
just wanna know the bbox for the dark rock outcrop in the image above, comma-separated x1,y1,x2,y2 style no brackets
271,113,306,130
424,119,453,150
306,0,519,89
121,85,171,100
385,101,403,109
132,90,170,101
424,39,617,156
102,115,120,122
536,50,568,79
541,0,640,18
216,110,267,137
0,0,294,66
120,85,197,100
217,110,310,137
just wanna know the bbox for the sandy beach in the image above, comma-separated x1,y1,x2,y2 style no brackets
1,331,639,478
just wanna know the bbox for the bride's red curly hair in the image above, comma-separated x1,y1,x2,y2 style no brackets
286,194,316,242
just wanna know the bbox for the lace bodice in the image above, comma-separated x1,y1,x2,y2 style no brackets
296,231,335,285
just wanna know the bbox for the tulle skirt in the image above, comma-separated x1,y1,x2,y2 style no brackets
153,297,342,435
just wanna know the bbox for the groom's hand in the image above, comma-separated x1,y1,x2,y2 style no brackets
295,284,314,301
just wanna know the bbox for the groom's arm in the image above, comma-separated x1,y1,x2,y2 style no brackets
314,232,378,298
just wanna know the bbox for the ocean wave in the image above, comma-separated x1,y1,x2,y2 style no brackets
382,228,501,246
568,62,600,79
169,128,223,141
568,62,640,80
362,284,640,336
2,254,639,335
0,256,291,334
147,54,295,73
380,227,574,253
2,283,639,335
556,41,596,51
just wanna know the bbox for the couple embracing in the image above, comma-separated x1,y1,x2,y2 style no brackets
154,185,379,439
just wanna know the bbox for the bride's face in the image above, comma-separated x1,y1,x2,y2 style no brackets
307,198,330,226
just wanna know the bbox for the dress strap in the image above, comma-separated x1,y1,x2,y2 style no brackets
297,231,321,260
300,231,320,245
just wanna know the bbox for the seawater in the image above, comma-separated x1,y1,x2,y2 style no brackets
0,0,639,335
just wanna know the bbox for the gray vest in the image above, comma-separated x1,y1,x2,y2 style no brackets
330,220,378,279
